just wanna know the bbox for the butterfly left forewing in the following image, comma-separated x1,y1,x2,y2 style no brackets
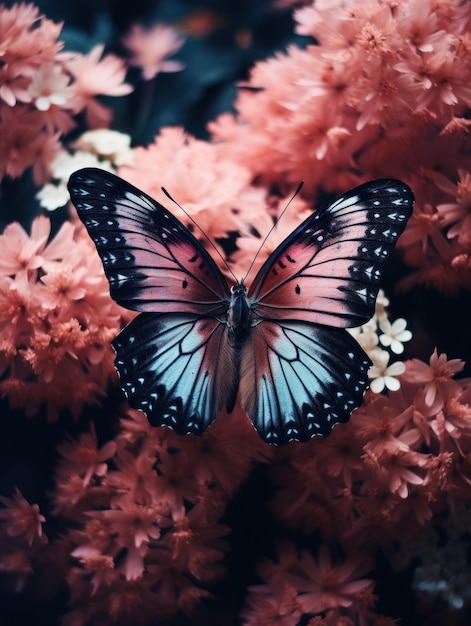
68,168,230,316
114,312,238,435
240,319,370,444
249,179,413,328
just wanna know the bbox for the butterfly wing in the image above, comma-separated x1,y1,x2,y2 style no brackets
68,168,230,316
248,179,414,328
113,312,238,435
240,320,370,444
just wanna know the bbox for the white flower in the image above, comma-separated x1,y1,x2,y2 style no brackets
37,183,69,211
368,350,405,393
352,326,379,353
379,318,412,354
37,150,115,210
73,129,133,165
50,150,111,181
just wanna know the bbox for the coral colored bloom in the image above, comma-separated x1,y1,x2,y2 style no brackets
286,545,373,614
118,127,271,255
28,63,72,111
0,216,124,420
123,23,185,80
66,45,132,127
0,489,45,547
66,45,132,99
406,350,464,410
56,425,116,486
241,582,302,626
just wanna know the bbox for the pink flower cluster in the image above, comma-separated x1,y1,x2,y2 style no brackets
0,216,124,420
0,3,131,184
118,127,312,282
0,409,268,625
243,349,471,623
210,0,471,293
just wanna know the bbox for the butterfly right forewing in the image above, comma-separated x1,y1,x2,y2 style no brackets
249,179,414,328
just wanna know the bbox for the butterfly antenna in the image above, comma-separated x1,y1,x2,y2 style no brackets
161,187,239,283
242,181,304,283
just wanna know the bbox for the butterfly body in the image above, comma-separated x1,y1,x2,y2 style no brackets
227,283,252,347
68,169,413,445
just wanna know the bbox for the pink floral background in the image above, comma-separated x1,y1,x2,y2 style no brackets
1,1,471,624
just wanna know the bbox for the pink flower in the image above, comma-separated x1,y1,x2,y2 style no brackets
0,4,64,107
123,23,185,80
87,497,161,579
242,581,302,626
406,350,464,411
66,44,132,127
0,215,74,277
118,127,269,262
56,424,116,487
208,0,471,293
284,544,373,614
0,488,46,547
363,448,427,499
28,62,72,112
0,104,61,183
0,216,124,420
436,169,471,248
106,448,161,506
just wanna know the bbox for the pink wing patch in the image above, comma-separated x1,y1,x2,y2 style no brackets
68,169,230,316
248,180,413,328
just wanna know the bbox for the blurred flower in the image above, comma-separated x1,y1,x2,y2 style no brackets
242,542,377,624
66,44,132,127
118,127,269,254
72,129,133,166
28,63,71,112
37,130,131,211
287,545,373,614
37,182,70,211
0,488,49,592
123,23,185,80
0,489,46,547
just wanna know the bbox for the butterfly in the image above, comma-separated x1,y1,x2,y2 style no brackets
68,168,413,445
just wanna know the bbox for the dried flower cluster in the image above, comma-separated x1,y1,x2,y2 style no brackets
244,347,471,624
1,0,470,624
210,0,471,293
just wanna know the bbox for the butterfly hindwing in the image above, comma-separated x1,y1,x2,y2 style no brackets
249,179,414,328
113,312,238,435
68,168,230,316
240,320,371,444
